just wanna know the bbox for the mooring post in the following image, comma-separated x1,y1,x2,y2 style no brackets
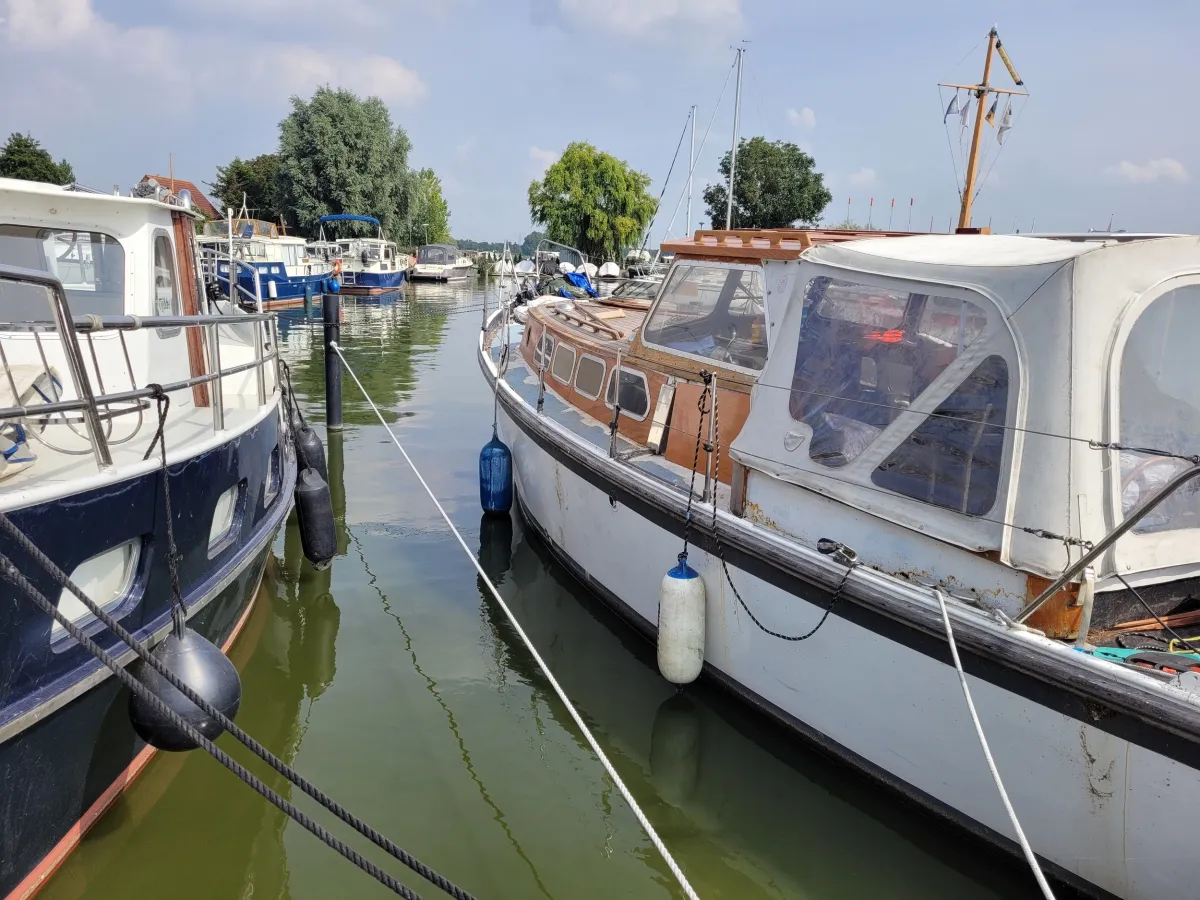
323,291,342,431
304,283,313,320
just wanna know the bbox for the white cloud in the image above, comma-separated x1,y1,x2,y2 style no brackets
270,52,427,107
529,146,560,175
847,167,876,188
543,0,742,43
607,72,638,92
786,106,816,129
1104,158,1190,183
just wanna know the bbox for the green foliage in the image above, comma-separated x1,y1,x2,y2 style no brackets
520,231,545,258
0,133,74,185
275,87,413,241
401,168,451,245
832,219,864,230
527,143,654,261
210,153,282,222
702,137,831,229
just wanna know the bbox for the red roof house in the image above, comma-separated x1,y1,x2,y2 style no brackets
141,175,219,219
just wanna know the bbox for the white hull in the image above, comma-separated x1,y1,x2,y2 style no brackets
486,347,1200,899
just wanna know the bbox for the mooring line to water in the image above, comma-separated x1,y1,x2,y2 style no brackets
331,341,702,900
934,589,1056,900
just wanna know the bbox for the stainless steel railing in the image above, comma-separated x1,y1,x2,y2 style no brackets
196,245,265,312
0,265,279,471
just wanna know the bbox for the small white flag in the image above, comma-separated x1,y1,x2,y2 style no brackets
997,102,1013,144
943,93,959,123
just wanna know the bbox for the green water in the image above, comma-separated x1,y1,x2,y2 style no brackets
40,283,1045,900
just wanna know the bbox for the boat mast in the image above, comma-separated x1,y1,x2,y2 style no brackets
725,46,744,231
959,29,996,229
687,104,696,237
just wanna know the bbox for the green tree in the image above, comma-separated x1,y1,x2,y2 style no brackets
520,230,545,257
527,143,654,261
275,87,412,240
401,168,451,245
702,137,831,229
0,133,74,185
210,153,282,222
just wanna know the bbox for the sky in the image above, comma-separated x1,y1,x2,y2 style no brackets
2,0,1197,243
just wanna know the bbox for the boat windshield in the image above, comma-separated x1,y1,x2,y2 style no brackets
642,264,766,370
0,226,125,317
418,246,454,265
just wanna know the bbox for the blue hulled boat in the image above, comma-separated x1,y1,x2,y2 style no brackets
0,176,296,896
197,216,334,309
316,214,407,293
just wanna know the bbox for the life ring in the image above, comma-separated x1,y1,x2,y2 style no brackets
332,259,343,276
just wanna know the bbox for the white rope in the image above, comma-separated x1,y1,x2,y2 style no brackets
330,341,702,900
934,589,1056,900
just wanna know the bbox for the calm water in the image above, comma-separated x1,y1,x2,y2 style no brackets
40,282,1046,900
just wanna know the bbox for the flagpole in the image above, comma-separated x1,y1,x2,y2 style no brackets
888,198,895,230
908,197,914,229
958,28,997,230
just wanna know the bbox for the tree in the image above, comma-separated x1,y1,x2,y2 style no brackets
702,137,831,229
520,231,545,257
400,168,451,246
0,133,74,185
527,143,654,262
275,87,412,241
210,153,282,222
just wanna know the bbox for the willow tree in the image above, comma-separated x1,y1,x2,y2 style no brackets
527,143,654,261
274,87,412,240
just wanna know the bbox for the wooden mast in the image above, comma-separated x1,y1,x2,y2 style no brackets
959,29,996,229
941,28,1027,231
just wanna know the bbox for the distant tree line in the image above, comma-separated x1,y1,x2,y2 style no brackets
456,232,545,257
209,87,451,246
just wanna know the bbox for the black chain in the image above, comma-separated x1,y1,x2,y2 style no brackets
706,379,856,641
142,384,185,636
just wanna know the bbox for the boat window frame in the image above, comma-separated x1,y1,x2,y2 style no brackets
150,228,182,338
574,353,607,400
533,327,555,371
1107,274,1200,570
640,260,767,376
550,341,576,385
603,364,651,422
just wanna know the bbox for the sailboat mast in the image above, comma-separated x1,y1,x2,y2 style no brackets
687,104,696,237
959,28,997,230
725,47,744,231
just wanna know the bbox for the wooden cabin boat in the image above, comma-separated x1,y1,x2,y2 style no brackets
0,176,295,896
482,226,1200,899
409,244,474,282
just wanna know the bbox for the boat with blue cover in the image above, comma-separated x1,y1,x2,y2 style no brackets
0,176,296,896
197,216,334,309
315,214,407,293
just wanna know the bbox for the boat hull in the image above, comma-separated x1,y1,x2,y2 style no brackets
340,270,406,293
0,412,296,899
491,385,1200,900
408,264,473,282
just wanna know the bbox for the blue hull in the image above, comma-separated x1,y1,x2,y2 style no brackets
0,412,296,895
216,267,331,302
341,270,405,292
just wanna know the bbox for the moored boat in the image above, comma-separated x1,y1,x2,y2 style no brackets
481,224,1200,899
197,214,334,309
316,214,406,293
409,244,474,282
0,176,296,897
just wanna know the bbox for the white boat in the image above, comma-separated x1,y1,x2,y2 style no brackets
197,214,333,308
316,214,406,292
482,226,1200,899
409,244,474,282
597,261,621,279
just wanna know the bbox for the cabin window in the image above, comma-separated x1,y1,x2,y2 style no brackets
151,232,182,336
534,329,555,370
418,246,453,265
0,225,125,316
791,276,989,468
871,355,1009,516
551,342,576,384
605,366,650,420
642,264,766,370
574,354,606,400
1119,284,1200,533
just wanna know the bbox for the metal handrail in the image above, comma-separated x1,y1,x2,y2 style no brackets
197,245,264,312
0,265,279,468
1016,461,1200,622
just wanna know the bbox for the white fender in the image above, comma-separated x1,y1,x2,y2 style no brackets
657,557,705,684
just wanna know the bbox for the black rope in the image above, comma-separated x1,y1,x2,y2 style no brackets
709,378,857,641
142,385,186,636
0,512,477,900
0,552,426,900
678,371,713,563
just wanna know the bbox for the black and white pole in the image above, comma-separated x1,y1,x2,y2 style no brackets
323,290,342,430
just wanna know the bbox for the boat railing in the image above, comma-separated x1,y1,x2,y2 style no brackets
196,244,265,311
0,264,278,471
534,239,588,271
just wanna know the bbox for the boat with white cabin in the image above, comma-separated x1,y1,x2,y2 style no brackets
408,244,474,282
197,214,334,309
315,214,406,293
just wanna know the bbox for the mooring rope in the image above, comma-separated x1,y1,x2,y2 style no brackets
331,341,702,900
933,588,1056,899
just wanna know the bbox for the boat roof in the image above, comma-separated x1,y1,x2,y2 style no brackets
420,243,458,250
319,214,380,226
660,228,931,263
815,234,1100,267
0,176,196,216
